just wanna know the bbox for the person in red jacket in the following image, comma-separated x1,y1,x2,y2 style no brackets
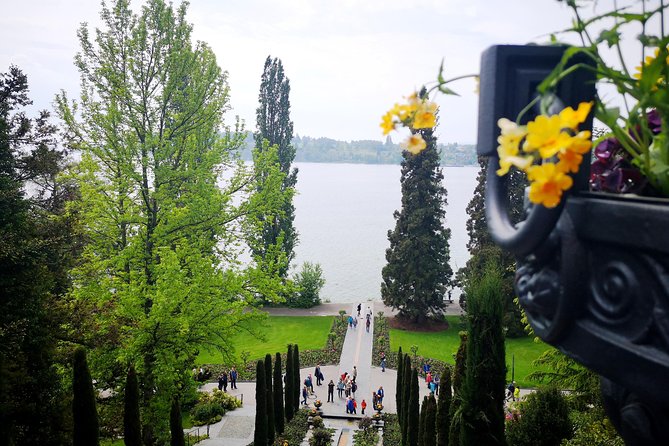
361,399,367,415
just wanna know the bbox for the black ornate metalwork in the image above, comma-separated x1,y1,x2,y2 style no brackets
478,45,669,445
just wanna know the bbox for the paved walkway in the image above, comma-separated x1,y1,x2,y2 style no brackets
192,300,481,446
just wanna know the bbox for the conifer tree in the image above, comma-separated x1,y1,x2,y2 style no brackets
274,352,285,434
397,347,404,421
265,354,275,444
72,348,99,446
423,395,437,446
402,355,412,443
436,368,452,446
170,398,185,446
381,125,452,324
252,56,298,279
459,268,506,445
419,396,428,446
408,368,420,446
124,365,142,446
254,360,268,446
448,332,467,446
285,345,294,421
292,344,301,412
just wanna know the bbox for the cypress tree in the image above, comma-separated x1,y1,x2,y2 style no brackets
254,360,268,446
448,332,467,446
124,365,142,446
253,55,298,279
397,346,404,421
72,347,99,446
265,354,275,444
292,344,300,412
285,345,294,421
459,267,506,445
170,398,185,446
273,352,285,434
381,124,452,324
436,367,452,446
423,395,437,446
408,368,420,446
401,355,412,444
418,396,428,446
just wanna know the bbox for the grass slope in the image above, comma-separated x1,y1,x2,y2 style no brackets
197,316,334,364
389,316,547,388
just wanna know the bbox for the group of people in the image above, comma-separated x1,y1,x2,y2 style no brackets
422,362,440,395
216,367,238,392
506,381,520,402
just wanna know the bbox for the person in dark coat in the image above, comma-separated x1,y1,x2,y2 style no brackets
327,379,335,402
222,370,228,392
217,373,224,391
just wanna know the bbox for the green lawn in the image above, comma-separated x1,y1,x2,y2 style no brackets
197,316,334,365
389,316,548,388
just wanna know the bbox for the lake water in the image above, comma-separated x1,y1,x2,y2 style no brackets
291,163,479,303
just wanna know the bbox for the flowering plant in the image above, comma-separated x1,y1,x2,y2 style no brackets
382,1,669,208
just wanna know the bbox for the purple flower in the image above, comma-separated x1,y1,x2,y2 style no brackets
647,109,662,134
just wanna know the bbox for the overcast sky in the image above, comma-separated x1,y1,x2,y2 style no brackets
0,1,660,144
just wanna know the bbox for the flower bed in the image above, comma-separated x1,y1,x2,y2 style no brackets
372,315,451,379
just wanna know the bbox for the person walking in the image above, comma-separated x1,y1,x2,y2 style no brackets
377,386,384,404
302,386,308,405
352,365,357,382
345,397,352,414
352,398,357,414
357,303,361,316
217,373,224,391
230,366,238,389
380,356,387,372
352,380,357,398
345,378,352,397
222,370,228,392
348,315,353,328
328,379,335,402
426,371,432,387
433,373,439,396
513,385,520,402
506,381,516,402
366,317,370,332
361,399,367,415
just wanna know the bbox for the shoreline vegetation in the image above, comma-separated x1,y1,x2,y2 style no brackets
236,132,478,166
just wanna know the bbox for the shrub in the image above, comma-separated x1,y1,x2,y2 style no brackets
312,415,324,428
274,409,309,446
309,427,333,446
382,414,401,446
355,417,379,446
562,408,623,446
287,262,325,308
505,387,572,446
191,402,224,426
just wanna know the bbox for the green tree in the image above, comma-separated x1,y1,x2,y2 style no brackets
459,268,506,445
418,396,428,446
397,347,404,422
169,398,185,446
436,369,451,446
72,348,99,446
252,55,298,279
381,125,452,324
292,344,301,412
448,332,467,446
408,368,420,446
285,345,294,421
254,361,268,446
273,352,285,434
506,387,572,446
57,1,277,441
124,365,142,446
402,355,412,443
288,262,326,308
459,157,526,335
0,66,76,446
265,354,275,445
423,395,437,446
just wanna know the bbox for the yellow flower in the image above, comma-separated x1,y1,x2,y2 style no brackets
413,110,437,129
559,102,593,130
556,131,591,173
496,118,530,175
401,133,427,154
380,112,396,135
524,114,573,159
527,163,573,208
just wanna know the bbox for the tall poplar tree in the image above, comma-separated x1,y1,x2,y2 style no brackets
396,347,404,419
448,332,467,446
459,268,506,445
408,368,420,446
292,344,301,412
436,369,451,446
72,348,99,446
252,55,298,279
57,1,280,441
124,365,142,446
381,126,452,324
